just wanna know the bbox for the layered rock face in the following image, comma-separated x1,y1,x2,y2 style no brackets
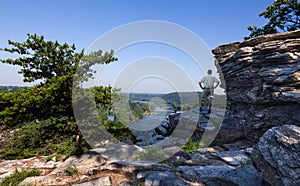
251,125,300,186
213,30,300,142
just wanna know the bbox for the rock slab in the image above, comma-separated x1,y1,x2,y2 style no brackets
251,125,300,186
178,165,262,186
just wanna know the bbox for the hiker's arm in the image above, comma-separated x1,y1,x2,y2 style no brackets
199,82,204,89
213,81,220,89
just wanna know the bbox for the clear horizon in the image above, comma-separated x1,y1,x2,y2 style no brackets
0,0,273,94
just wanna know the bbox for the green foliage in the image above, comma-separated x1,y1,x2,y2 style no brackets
64,164,79,176
129,101,150,119
72,88,139,148
182,138,233,154
0,84,72,127
0,168,41,186
0,86,23,92
209,138,233,147
182,139,206,154
104,91,150,123
0,34,138,160
161,92,200,111
1,34,80,83
0,117,89,160
240,158,252,166
0,33,117,84
0,34,118,128
103,119,138,142
94,86,113,107
136,146,166,162
245,0,300,39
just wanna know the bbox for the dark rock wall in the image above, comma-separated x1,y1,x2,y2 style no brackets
213,30,300,142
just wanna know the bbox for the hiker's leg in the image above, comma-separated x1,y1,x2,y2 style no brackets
200,89,209,111
207,89,214,113
199,95,204,111
208,97,213,113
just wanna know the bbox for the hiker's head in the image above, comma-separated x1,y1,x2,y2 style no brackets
207,69,212,75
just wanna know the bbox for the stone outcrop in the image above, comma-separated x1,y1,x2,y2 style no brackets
0,140,260,186
178,165,262,186
213,30,300,142
159,107,227,146
0,156,61,179
251,125,300,186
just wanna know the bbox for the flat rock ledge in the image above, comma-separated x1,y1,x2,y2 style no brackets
0,140,263,186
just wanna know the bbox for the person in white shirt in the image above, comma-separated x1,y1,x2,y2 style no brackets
199,69,220,113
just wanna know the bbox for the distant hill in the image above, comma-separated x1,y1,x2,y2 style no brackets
0,86,26,92
124,92,226,111
123,93,163,102
1,88,226,111
161,92,201,111
162,92,227,111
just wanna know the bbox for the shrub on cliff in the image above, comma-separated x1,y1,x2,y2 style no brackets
0,34,116,127
245,0,300,39
0,34,136,159
0,117,83,160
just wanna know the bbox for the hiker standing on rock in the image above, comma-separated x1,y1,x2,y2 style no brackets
199,69,220,113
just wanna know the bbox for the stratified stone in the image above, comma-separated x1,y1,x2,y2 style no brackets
72,176,111,186
221,140,254,151
96,161,171,173
92,143,144,162
144,171,190,186
51,150,107,176
212,30,300,142
211,149,252,166
251,125,300,186
178,165,262,186
20,175,81,186
0,156,61,180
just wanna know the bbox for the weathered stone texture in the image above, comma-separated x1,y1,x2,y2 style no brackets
213,30,300,142
251,125,300,186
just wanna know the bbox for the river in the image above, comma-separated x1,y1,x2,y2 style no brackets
128,102,174,145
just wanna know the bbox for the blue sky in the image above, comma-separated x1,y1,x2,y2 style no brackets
0,0,274,93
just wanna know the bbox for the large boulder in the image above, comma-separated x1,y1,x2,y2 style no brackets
178,165,262,186
213,30,300,142
251,125,300,186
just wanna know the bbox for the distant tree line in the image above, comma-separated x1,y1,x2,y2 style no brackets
161,92,226,111
0,86,25,92
129,101,150,119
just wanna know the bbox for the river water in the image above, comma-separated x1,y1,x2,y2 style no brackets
128,102,174,145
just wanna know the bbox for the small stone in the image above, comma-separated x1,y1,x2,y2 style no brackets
197,146,225,153
211,149,251,166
